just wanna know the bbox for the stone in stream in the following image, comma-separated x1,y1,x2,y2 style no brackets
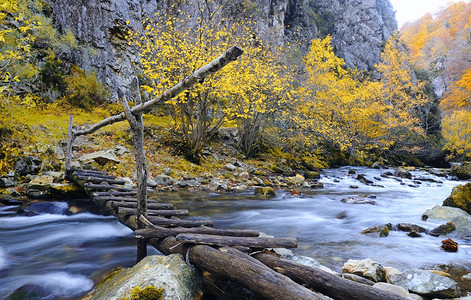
254,187,276,197
430,222,457,237
441,238,458,252
340,196,377,205
443,183,471,214
388,269,460,298
342,258,387,282
396,223,426,233
88,254,202,300
361,224,391,237
394,167,412,179
422,205,471,239
0,176,15,188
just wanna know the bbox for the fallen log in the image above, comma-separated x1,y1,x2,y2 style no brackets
134,226,259,239
118,207,189,217
93,196,159,203
84,183,134,191
74,175,126,185
252,252,410,300
151,237,323,300
176,233,297,249
72,172,116,179
146,216,213,227
92,191,137,197
110,201,174,210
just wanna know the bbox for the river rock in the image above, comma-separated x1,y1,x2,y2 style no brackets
0,176,15,188
224,163,237,172
78,150,120,166
254,187,276,197
342,258,386,282
357,174,373,184
443,183,471,214
287,174,305,186
394,167,412,179
15,156,41,177
388,269,460,298
88,254,202,300
304,171,320,180
361,224,390,237
372,282,410,298
396,223,426,233
422,205,471,239
341,196,377,205
450,162,471,180
154,174,174,186
430,221,457,237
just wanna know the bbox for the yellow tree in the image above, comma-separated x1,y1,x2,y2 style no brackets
374,34,427,144
297,36,389,158
131,1,291,160
442,110,471,161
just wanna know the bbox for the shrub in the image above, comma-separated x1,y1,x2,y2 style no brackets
65,65,109,110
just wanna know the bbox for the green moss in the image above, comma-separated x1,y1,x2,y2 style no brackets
444,183,471,214
129,286,163,300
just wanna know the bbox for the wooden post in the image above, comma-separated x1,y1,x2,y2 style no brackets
119,88,147,262
65,115,75,177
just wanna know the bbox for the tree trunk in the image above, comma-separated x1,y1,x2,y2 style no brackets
252,252,410,300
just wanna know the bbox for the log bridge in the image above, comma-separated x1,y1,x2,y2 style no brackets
64,47,408,299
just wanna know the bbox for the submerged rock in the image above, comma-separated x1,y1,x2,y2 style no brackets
389,269,460,298
394,167,412,179
342,258,386,282
88,254,202,300
443,183,471,214
341,197,377,205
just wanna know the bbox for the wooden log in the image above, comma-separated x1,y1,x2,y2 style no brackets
72,46,243,137
73,169,111,176
71,172,116,179
152,237,323,300
118,207,189,217
111,201,174,210
176,233,297,249
252,253,410,300
65,115,75,174
146,216,213,227
74,175,126,185
83,183,135,191
134,226,260,239
92,191,137,197
93,196,158,203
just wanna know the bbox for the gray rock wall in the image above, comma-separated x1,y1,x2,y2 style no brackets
47,0,397,100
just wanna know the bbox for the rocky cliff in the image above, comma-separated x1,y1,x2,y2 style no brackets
46,0,397,99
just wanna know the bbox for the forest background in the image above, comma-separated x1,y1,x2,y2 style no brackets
1,0,470,180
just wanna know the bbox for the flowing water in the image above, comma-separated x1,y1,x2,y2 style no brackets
0,167,470,298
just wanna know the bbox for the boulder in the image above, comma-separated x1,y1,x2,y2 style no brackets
443,183,471,214
394,167,412,179
154,175,175,186
450,163,471,180
287,174,305,186
78,150,120,166
430,222,457,237
422,205,471,239
88,254,202,300
0,176,15,188
342,258,386,282
304,171,320,180
254,187,276,197
361,224,390,237
389,269,460,298
14,156,41,177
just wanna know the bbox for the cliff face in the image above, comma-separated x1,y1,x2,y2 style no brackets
46,0,397,98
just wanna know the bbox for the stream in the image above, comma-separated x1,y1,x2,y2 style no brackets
0,167,470,298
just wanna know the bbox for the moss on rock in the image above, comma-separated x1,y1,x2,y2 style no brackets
443,183,471,214
130,286,163,300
